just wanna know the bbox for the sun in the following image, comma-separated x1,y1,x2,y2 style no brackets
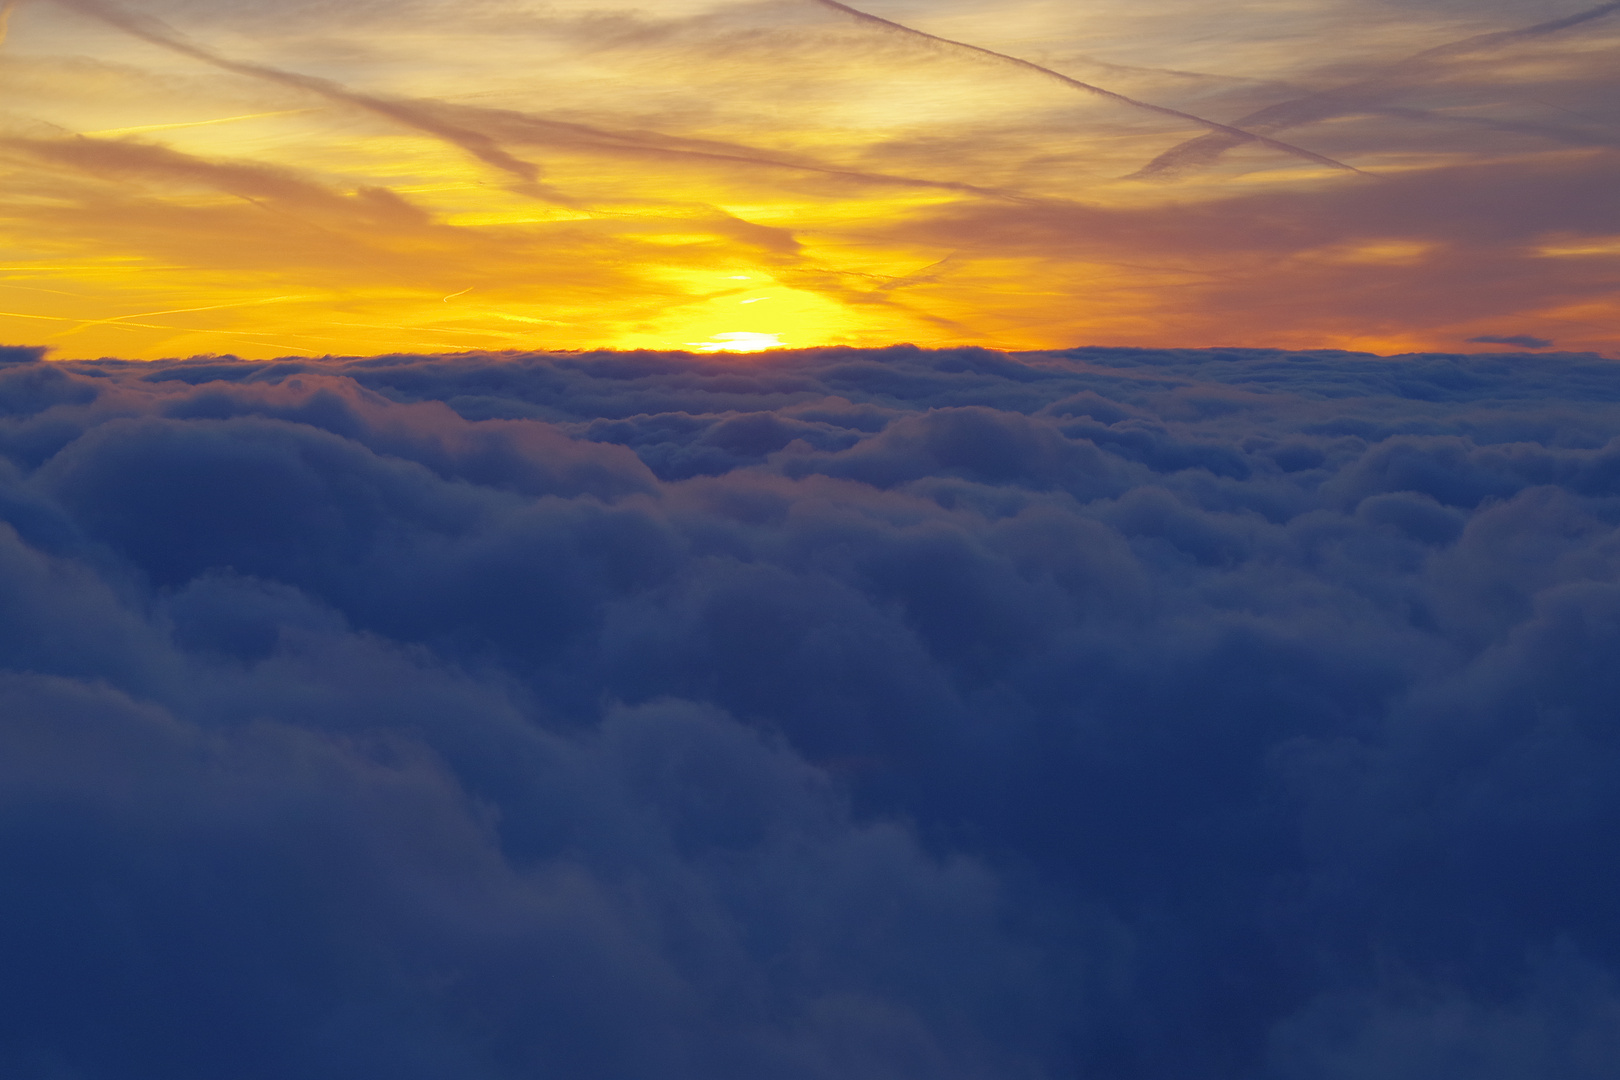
688,332,786,353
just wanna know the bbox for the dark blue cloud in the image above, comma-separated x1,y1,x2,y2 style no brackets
0,345,49,365
3,344,1620,1078
1470,334,1555,348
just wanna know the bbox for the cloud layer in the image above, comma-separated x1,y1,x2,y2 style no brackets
3,343,1620,1077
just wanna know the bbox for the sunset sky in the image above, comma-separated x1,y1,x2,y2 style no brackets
2,0,1617,359
8,5,1620,1074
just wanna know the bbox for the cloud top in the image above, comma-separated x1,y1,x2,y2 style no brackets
3,343,1620,1077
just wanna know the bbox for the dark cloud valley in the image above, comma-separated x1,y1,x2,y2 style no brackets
3,343,1620,1079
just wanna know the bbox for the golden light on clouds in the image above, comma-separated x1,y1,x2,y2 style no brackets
0,0,1616,359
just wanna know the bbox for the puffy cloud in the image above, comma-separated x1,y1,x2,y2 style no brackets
3,344,1620,1077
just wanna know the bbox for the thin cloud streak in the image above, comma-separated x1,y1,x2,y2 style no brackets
51,294,313,339
81,110,319,138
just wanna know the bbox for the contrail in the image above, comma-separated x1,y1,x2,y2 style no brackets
809,0,1367,176
0,0,19,47
1418,0,1620,57
51,0,544,185
53,294,313,338
1130,0,1620,179
0,304,311,352
82,110,319,138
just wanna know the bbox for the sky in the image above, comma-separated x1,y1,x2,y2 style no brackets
4,3,1620,1078
0,0,1617,358
5,341,1620,1078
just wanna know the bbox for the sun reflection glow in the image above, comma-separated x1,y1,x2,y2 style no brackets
689,332,785,353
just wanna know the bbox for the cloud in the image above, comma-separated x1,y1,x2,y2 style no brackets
2,345,1620,1076
1470,334,1555,348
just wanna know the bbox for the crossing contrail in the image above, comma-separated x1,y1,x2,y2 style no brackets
809,0,1368,176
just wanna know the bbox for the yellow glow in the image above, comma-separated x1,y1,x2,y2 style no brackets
690,332,786,353
1313,241,1436,266
1538,238,1620,258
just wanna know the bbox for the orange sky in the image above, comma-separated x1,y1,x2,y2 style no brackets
0,0,1617,359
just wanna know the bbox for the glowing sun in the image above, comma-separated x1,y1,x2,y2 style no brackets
689,332,785,353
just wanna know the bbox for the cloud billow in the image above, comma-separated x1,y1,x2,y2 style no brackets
3,345,1620,1078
